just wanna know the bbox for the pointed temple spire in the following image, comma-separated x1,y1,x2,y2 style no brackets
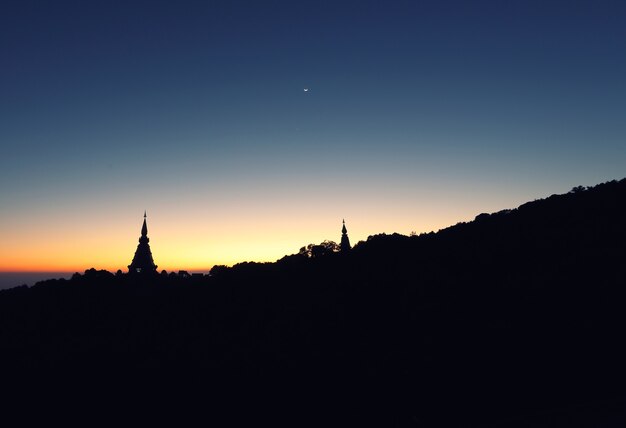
340,219,351,252
141,210,148,237
128,211,158,274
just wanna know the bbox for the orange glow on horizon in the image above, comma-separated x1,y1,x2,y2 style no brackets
0,186,531,273
0,218,454,273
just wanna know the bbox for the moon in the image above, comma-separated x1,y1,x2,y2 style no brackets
303,88,309,92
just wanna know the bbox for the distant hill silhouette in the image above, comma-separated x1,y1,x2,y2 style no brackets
2,179,626,427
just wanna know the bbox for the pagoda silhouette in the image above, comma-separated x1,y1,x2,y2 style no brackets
340,219,351,252
128,211,158,274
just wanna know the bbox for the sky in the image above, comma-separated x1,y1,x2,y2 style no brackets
1,0,625,275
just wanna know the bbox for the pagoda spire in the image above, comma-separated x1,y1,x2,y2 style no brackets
340,219,351,252
141,210,148,237
128,211,157,274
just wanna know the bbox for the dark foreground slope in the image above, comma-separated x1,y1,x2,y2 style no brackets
1,179,626,426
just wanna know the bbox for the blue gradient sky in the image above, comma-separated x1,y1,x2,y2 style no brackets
1,0,625,274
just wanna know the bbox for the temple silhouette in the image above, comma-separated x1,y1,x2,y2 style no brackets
128,211,157,274
127,214,349,273
340,219,351,252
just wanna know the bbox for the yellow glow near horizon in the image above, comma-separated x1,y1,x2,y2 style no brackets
0,183,535,273
0,221,451,274
0,214,457,273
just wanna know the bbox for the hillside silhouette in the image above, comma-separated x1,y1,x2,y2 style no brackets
2,179,626,426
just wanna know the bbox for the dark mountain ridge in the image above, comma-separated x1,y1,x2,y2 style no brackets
2,178,626,426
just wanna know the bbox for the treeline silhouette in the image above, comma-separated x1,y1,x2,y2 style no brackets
2,179,626,426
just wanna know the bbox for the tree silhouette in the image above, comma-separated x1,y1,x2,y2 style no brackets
298,240,340,258
1,177,626,427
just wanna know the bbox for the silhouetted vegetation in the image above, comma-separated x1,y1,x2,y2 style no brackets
298,239,340,258
2,179,626,426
